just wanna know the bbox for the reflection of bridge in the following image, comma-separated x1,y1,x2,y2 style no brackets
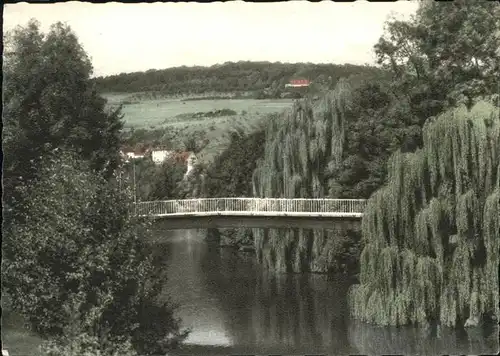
135,198,367,229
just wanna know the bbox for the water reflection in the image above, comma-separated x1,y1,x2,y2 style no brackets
348,320,499,355
199,250,355,353
161,229,233,346
153,228,498,355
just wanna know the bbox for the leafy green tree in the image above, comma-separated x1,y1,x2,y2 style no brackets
206,128,267,197
127,158,159,201
375,0,499,119
332,0,500,200
3,19,123,227
182,136,201,153
40,325,136,356
202,126,267,250
2,152,188,354
147,159,187,200
329,78,419,198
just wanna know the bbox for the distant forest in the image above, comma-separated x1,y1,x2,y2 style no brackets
93,61,384,98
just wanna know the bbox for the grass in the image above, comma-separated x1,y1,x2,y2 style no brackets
103,94,293,129
2,311,44,356
103,93,294,165
167,112,266,165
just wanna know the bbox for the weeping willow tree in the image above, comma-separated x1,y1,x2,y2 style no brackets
253,78,352,199
349,101,500,327
251,80,357,272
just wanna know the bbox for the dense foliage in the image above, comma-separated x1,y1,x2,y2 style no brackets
253,81,351,199
337,0,500,200
114,156,188,203
349,102,500,328
206,127,267,198
250,74,415,202
331,79,417,198
94,61,381,98
346,0,500,328
2,20,123,228
2,19,188,355
246,0,499,284
2,153,188,354
249,81,364,273
131,158,187,201
374,0,499,124
202,125,268,249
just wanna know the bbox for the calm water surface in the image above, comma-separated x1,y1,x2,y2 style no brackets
154,228,498,356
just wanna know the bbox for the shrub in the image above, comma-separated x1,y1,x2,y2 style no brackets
2,151,189,354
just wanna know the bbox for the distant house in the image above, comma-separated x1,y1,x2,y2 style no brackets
125,152,145,160
132,152,145,159
119,148,133,161
120,144,198,168
120,145,147,161
151,149,175,164
285,79,311,88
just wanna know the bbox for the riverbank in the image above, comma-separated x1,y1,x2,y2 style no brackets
2,310,44,356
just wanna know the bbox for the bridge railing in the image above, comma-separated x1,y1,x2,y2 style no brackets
134,198,367,216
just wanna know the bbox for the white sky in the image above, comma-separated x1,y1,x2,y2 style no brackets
3,1,419,77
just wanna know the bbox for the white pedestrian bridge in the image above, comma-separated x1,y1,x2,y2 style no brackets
135,198,367,230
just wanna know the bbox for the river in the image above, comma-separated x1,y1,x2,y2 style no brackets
153,228,499,356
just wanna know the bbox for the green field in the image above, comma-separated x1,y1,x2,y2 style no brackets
103,94,293,129
103,94,294,164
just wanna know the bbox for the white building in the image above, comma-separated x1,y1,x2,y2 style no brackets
127,152,145,159
120,151,145,162
151,150,174,165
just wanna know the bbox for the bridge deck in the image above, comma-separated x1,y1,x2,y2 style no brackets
141,211,363,218
135,198,366,218
135,198,366,229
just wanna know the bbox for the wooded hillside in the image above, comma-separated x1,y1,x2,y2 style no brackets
94,61,383,98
